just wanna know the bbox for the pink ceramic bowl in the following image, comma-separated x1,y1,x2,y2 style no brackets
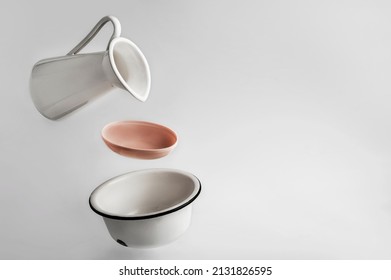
101,121,177,159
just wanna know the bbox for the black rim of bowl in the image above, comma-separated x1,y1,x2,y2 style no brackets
89,170,202,220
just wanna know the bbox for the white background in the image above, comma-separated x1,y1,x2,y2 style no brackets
1,0,391,259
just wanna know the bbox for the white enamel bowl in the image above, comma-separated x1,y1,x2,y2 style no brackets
89,169,201,248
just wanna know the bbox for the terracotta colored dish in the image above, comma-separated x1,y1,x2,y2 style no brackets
101,121,177,159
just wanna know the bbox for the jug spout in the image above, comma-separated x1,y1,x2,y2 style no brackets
103,37,151,103
30,16,151,120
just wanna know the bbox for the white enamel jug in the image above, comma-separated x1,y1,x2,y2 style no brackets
30,16,151,120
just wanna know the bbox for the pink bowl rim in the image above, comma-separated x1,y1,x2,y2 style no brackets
101,120,178,152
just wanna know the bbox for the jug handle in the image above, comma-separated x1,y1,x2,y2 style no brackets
67,16,121,55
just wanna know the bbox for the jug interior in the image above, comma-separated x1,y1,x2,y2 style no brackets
110,38,150,101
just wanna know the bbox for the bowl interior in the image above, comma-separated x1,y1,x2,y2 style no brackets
90,170,200,218
102,121,177,151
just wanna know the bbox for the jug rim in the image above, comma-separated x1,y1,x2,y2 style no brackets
108,37,151,102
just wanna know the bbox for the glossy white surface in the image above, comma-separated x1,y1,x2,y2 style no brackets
109,38,151,102
90,169,199,218
103,203,192,248
2,0,391,259
30,17,151,119
89,169,200,248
